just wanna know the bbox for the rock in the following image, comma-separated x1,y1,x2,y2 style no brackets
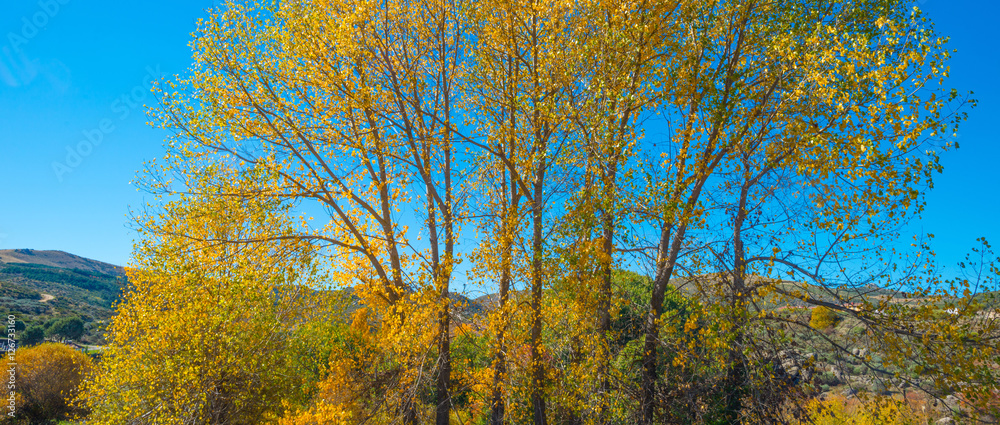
935,395,962,413
945,395,961,408
778,349,800,361
936,417,954,425
830,365,846,381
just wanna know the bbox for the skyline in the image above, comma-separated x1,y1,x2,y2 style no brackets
1,0,998,278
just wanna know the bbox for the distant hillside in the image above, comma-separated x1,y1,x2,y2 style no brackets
0,249,126,344
0,249,124,276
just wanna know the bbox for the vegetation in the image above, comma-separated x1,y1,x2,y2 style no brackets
0,254,125,345
45,316,84,341
79,169,342,424
796,394,933,425
5,343,93,424
810,306,839,330
55,0,1000,424
21,325,44,346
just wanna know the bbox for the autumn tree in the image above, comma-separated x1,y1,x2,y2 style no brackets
145,0,473,422
465,1,584,422
810,306,838,330
89,0,1000,423
551,0,683,421
633,0,986,422
79,165,333,424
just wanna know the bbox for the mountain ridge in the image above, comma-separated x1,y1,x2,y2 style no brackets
0,249,125,276
0,249,126,344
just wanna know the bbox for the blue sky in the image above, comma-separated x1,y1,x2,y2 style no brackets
1,0,997,278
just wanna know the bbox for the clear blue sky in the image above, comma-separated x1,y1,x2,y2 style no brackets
1,1,997,275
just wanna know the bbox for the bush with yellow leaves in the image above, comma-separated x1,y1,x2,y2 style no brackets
7,343,93,424
810,306,839,330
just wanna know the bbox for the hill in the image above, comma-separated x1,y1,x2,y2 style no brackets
0,249,124,276
0,249,126,344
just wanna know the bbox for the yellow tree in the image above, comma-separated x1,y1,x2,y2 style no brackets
86,0,999,423
465,1,583,422
79,165,329,424
635,0,986,422
469,142,525,425
148,0,469,422
557,0,682,421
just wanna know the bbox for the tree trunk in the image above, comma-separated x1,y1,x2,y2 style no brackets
722,179,751,424
489,267,510,425
640,223,687,424
436,301,451,425
597,191,615,424
530,160,547,425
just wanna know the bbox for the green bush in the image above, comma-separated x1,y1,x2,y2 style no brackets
46,317,85,341
22,325,45,346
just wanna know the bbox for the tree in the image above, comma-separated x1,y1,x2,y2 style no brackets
630,0,979,421
79,166,333,424
46,316,84,341
20,325,44,347
555,1,678,421
100,0,1000,423
465,1,587,422
10,343,93,423
148,0,470,421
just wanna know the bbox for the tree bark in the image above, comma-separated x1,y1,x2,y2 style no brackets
530,156,548,425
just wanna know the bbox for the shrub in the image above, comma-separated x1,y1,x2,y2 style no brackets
796,394,931,424
810,306,838,330
10,343,93,423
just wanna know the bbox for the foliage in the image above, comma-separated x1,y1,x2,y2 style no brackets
810,306,839,330
78,167,336,425
5,343,93,424
0,260,125,344
83,0,1000,423
0,281,41,300
46,316,84,341
0,264,119,295
21,325,45,347
795,395,932,425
